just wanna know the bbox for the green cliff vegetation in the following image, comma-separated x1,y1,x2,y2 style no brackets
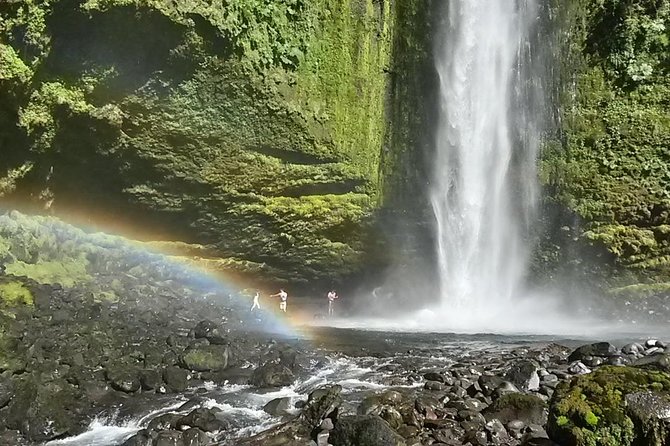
541,0,670,294
0,0,414,287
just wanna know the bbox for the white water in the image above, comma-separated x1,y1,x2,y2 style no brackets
430,0,541,323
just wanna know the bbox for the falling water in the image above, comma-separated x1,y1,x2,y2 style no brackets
430,1,542,320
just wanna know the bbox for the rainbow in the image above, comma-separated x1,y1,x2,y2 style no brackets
0,208,317,340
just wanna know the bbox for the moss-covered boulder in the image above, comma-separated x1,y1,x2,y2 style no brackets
180,344,230,372
484,393,547,425
548,366,670,446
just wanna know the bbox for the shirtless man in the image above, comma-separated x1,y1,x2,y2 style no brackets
270,289,288,312
327,290,338,316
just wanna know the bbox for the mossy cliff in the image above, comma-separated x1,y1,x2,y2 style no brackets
538,0,670,295
0,0,431,287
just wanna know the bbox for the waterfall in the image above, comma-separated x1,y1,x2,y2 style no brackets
430,1,542,320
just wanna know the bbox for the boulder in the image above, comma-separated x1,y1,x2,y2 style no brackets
568,342,617,362
505,361,540,392
120,429,152,446
154,430,183,446
182,427,209,446
625,392,670,445
250,361,295,388
263,397,293,416
329,415,406,446
548,366,670,446
106,367,141,393
634,353,670,372
180,344,230,372
192,320,228,345
163,367,190,392
176,407,231,432
483,393,547,425
5,376,85,442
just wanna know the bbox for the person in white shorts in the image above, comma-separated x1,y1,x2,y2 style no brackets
270,289,288,312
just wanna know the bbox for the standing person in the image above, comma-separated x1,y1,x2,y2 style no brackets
270,289,288,312
250,290,261,311
327,290,338,316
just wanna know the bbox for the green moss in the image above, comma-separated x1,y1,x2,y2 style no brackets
0,43,32,83
549,366,670,446
491,392,548,412
541,0,670,289
5,259,90,287
0,281,33,306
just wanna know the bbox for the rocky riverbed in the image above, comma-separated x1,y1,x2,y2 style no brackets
2,212,670,446
2,265,670,446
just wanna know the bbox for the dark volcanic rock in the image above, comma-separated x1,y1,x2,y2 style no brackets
625,392,670,445
633,353,670,372
176,407,231,432
163,367,189,392
263,397,292,416
192,320,228,345
505,360,540,391
484,393,547,425
106,367,141,393
180,344,230,372
330,415,406,446
121,429,152,446
568,342,617,362
250,361,295,388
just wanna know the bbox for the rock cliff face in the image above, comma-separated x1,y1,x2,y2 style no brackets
0,0,434,288
537,0,670,296
1,0,668,292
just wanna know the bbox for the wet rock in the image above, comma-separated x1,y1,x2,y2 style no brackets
176,407,231,432
568,342,617,362
0,379,13,408
120,429,152,446
154,430,183,446
180,344,230,372
477,375,504,396
263,397,292,416
320,418,334,431
425,380,445,391
483,393,547,425
505,360,540,391
147,413,181,432
485,419,509,445
380,407,404,429
329,415,405,446
625,392,670,445
182,427,209,446
5,376,86,442
622,343,645,355
301,385,343,429
106,367,141,393
250,361,295,388
139,369,162,391
567,361,591,375
359,395,383,415
634,353,670,372
192,320,228,345
423,371,450,384
163,367,189,392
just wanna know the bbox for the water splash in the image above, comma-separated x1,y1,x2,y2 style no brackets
430,0,542,321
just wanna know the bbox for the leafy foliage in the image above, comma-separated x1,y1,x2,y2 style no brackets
541,0,670,288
